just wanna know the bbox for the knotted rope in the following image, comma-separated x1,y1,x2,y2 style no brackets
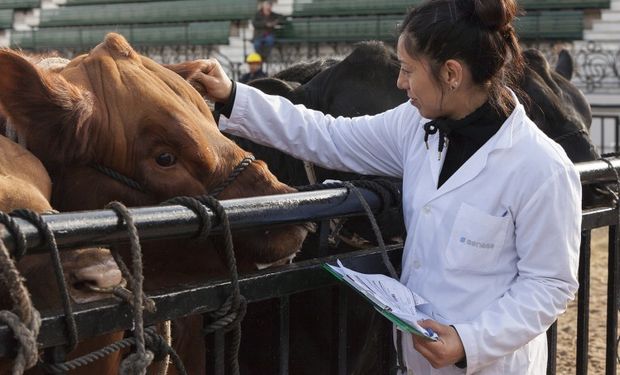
0,211,41,374
298,179,406,374
105,201,154,375
11,209,78,354
163,195,247,375
40,326,186,374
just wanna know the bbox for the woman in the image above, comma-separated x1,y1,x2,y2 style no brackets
196,0,581,373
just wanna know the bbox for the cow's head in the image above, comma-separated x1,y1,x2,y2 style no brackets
0,34,308,274
517,49,614,207
0,135,122,311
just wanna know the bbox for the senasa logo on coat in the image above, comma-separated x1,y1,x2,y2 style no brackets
460,237,495,249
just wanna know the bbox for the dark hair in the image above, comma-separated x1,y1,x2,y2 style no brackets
399,0,524,115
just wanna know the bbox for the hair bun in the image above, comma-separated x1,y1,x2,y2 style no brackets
471,0,518,32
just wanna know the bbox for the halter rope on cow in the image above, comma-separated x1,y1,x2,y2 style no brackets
91,155,256,198
89,156,254,374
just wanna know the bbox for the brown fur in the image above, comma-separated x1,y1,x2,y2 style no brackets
0,34,308,373
0,135,123,374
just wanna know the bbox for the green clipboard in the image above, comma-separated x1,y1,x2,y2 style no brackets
322,263,438,341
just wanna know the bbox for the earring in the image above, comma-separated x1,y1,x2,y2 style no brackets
451,82,458,91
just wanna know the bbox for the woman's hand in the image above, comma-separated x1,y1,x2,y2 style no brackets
187,58,234,104
412,320,466,369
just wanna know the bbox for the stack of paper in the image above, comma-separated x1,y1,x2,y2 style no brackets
324,260,439,341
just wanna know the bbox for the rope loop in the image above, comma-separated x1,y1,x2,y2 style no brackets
105,201,154,375
0,212,28,261
209,155,255,197
161,196,213,239
349,179,402,217
0,236,42,374
10,208,78,353
192,195,245,375
297,179,405,370
203,295,248,335
598,153,620,205
0,310,41,374
91,164,147,193
40,326,188,375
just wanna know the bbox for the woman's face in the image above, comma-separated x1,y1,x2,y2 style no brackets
396,35,445,119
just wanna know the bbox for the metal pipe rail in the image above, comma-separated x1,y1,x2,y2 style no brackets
576,157,620,184
0,245,403,356
0,157,617,255
0,158,619,365
0,187,383,256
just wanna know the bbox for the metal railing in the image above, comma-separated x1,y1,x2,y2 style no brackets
591,105,620,155
0,161,618,374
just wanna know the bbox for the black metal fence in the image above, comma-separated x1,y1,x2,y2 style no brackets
592,105,620,155
0,161,619,374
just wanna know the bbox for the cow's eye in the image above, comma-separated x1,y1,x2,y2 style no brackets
155,152,176,167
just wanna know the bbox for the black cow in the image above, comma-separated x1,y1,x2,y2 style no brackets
234,42,407,375
235,42,408,251
519,48,611,207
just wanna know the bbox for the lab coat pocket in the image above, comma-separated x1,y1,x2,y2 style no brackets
445,203,510,272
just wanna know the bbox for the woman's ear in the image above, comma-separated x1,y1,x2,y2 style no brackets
443,59,464,91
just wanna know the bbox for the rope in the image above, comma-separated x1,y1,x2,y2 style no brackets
600,152,620,205
0,231,41,375
10,209,79,353
552,128,589,144
208,155,255,197
340,181,398,279
151,321,171,375
0,213,27,261
79,156,255,374
164,195,247,375
40,326,187,375
299,179,406,373
195,196,246,375
91,164,146,193
105,202,153,375
91,154,255,198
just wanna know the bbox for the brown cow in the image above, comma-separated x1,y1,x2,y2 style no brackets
0,33,309,373
0,134,124,374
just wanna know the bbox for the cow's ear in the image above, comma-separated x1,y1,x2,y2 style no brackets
554,49,574,81
0,49,94,164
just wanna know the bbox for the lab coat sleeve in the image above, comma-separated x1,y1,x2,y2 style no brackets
453,165,581,374
219,82,412,177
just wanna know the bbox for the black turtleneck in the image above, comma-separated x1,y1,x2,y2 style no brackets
425,101,508,188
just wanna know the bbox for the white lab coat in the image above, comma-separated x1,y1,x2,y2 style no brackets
219,83,581,375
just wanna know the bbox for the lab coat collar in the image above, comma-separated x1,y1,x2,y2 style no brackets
425,91,525,200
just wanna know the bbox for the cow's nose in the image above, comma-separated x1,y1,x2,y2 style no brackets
67,252,123,303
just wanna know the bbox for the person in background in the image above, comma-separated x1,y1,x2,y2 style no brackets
195,0,581,373
251,0,284,61
240,52,268,84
